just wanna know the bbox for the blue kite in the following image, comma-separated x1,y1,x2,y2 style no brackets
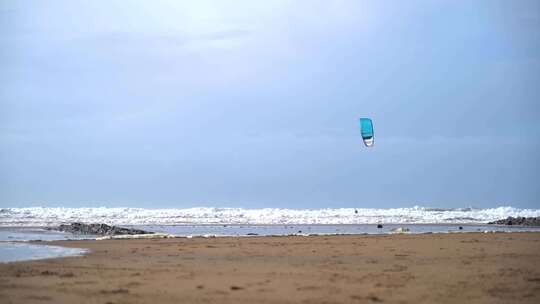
359,118,374,147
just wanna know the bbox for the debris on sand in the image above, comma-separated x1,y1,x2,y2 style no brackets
96,233,174,240
390,227,410,234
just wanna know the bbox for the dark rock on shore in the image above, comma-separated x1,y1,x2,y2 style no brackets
47,223,153,235
488,217,540,226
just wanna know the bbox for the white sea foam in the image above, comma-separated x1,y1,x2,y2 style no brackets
1,206,539,227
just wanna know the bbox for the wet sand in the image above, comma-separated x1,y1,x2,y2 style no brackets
1,233,540,303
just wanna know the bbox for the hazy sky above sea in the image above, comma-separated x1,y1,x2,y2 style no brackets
1,0,539,209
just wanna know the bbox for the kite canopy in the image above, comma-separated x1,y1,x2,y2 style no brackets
359,118,374,147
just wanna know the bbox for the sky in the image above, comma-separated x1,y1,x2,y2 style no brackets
1,0,539,209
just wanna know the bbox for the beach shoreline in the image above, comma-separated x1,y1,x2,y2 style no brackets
1,233,540,303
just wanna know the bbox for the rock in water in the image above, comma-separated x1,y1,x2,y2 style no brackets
48,223,153,235
488,217,540,226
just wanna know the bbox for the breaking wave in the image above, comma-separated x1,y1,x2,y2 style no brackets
1,206,539,227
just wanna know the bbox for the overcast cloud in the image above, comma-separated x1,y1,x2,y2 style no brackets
1,0,539,208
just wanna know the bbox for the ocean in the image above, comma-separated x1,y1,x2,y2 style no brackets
1,206,540,263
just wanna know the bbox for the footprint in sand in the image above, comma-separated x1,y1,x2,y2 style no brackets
230,285,244,290
296,286,320,291
100,288,129,294
350,294,383,302
383,264,408,272
73,280,97,285
207,290,229,295
25,295,53,301
124,281,141,287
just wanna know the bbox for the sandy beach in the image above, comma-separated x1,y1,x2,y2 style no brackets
1,232,539,303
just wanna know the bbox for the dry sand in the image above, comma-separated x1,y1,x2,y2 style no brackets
1,233,540,304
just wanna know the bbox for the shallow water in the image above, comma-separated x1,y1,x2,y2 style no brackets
0,228,92,263
0,242,87,263
0,227,95,242
136,223,540,236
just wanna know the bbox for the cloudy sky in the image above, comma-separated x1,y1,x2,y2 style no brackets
1,0,539,209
